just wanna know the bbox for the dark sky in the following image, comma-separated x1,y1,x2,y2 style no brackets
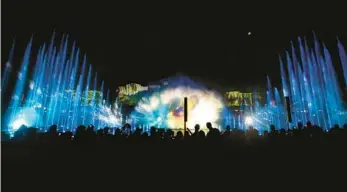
2,1,347,92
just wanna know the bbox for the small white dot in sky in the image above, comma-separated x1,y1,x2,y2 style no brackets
248,32,252,36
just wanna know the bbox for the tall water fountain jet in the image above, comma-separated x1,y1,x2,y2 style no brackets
337,38,347,88
1,40,15,96
2,34,123,133
277,35,347,129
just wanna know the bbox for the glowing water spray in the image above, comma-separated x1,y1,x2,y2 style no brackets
2,34,123,133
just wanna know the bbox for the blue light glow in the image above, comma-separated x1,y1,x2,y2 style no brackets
3,34,123,132
11,119,28,130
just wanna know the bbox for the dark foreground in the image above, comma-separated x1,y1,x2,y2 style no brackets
3,139,347,191
3,124,347,191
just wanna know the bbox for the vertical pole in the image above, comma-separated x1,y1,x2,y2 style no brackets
284,96,292,129
184,97,188,136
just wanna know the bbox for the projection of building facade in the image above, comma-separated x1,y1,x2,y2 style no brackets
224,91,253,107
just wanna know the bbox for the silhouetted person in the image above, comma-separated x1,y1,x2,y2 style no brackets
175,131,183,141
190,124,201,142
269,124,278,136
192,124,200,136
198,130,206,140
122,123,131,136
48,125,58,136
134,128,142,138
246,126,258,141
75,125,86,141
85,125,96,142
206,122,220,141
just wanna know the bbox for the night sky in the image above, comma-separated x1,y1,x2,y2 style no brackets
2,1,347,92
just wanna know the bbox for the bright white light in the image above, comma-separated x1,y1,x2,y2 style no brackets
18,72,23,80
10,108,37,131
34,103,42,109
29,81,34,90
134,86,224,129
37,88,42,95
11,118,28,130
248,32,252,36
245,116,253,125
97,102,122,127
308,102,312,108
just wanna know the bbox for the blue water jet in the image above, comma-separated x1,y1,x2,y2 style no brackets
266,35,347,130
2,34,123,133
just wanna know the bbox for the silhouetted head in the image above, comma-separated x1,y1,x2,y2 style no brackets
198,130,206,138
124,123,131,129
76,125,86,133
97,129,103,135
176,131,183,140
194,124,200,132
225,125,231,131
280,128,286,134
135,128,142,135
104,127,110,134
206,122,212,130
49,125,57,133
270,124,275,132
167,129,174,136
87,125,95,132
150,126,156,132
47,126,57,137
115,129,121,136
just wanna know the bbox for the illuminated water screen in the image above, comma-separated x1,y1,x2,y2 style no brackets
130,76,226,130
2,34,123,133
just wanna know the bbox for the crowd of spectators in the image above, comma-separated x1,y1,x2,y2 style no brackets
3,122,347,145
2,121,347,191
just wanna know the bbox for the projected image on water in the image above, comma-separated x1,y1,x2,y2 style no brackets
131,78,225,129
